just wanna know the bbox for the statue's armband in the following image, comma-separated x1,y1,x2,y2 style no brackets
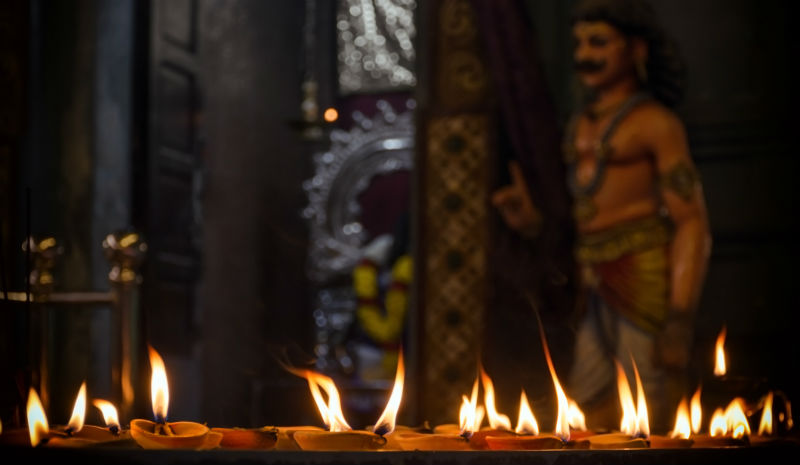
659,162,699,202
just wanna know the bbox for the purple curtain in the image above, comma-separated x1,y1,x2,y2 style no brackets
471,0,571,223
471,0,577,398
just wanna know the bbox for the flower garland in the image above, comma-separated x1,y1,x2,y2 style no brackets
353,254,412,349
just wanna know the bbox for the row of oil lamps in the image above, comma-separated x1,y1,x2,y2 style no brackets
0,326,793,450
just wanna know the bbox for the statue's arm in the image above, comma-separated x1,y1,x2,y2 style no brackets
647,110,712,316
644,107,712,368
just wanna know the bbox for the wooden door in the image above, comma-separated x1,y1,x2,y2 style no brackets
135,0,203,359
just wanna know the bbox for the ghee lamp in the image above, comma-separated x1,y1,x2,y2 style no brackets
649,397,694,448
485,390,564,450
130,345,219,449
396,372,477,451
287,356,406,451
693,398,751,447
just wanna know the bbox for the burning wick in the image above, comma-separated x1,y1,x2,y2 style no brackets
690,386,702,434
758,391,774,436
26,387,49,447
459,376,484,439
93,399,121,435
148,345,175,436
714,326,727,377
481,367,512,431
537,320,570,442
65,381,87,436
615,357,650,439
372,352,405,437
515,390,539,435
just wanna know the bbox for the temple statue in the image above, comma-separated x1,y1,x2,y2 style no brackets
492,0,711,431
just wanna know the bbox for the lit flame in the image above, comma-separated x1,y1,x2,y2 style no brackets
567,399,587,431
670,397,691,439
148,345,170,422
515,390,539,435
725,398,750,439
631,357,650,438
373,352,404,435
92,399,121,430
67,381,87,433
758,391,773,436
481,368,511,430
323,108,338,123
291,368,352,432
26,388,49,447
714,326,727,377
459,376,484,435
709,408,727,437
616,360,638,435
784,397,794,430
690,386,702,434
539,324,570,441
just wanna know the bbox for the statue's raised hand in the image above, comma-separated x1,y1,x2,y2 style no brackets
491,161,542,238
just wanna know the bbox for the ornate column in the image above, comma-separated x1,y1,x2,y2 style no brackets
418,0,493,425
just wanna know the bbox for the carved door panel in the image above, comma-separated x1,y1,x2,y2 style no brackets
136,0,202,357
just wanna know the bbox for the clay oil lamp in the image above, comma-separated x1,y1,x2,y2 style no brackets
396,377,478,451
29,382,102,447
0,387,83,448
749,391,798,446
650,397,693,448
289,368,386,451
47,383,129,445
566,398,594,440
50,387,129,445
485,390,563,450
468,368,515,449
210,427,278,449
587,359,649,450
130,346,217,449
693,398,751,447
89,399,131,441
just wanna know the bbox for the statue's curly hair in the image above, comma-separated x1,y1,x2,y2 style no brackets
571,0,686,108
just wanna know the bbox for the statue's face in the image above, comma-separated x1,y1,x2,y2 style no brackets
572,21,637,90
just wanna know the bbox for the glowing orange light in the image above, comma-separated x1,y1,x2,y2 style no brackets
26,388,49,447
323,108,338,123
459,376,484,435
725,398,751,439
67,381,87,433
709,408,727,437
481,368,511,430
690,386,702,434
293,369,352,432
148,345,169,422
714,326,727,377
567,399,587,431
758,391,773,436
539,324,570,441
616,360,638,435
631,357,650,438
515,390,539,435
670,397,691,439
373,352,404,435
93,399,121,430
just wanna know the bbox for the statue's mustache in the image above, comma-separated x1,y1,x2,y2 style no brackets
574,59,606,73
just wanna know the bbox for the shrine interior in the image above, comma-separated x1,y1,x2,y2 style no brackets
0,0,797,435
